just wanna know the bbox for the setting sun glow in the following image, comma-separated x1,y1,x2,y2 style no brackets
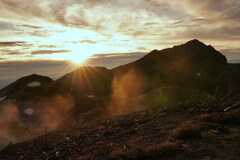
68,52,92,64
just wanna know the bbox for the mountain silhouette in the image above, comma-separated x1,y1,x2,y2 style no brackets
113,39,239,96
2,39,237,99
0,74,53,101
56,66,112,96
1,39,240,111
54,66,113,115
1,39,240,155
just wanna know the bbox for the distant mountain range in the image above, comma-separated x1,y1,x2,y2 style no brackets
0,39,240,148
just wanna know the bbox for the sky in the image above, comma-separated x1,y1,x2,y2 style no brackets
0,0,239,88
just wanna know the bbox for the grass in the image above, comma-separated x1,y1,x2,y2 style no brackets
110,141,181,160
169,119,230,140
225,128,240,140
231,132,240,139
198,112,240,125
169,120,205,139
203,122,230,134
200,131,217,142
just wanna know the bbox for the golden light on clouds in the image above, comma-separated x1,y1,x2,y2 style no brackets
0,0,239,64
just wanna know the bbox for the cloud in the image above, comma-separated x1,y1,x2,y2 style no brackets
144,22,159,26
0,0,238,42
38,45,59,48
0,0,239,64
166,0,240,28
38,45,61,48
0,41,26,47
0,21,15,30
5,51,23,55
0,49,12,53
221,49,240,55
136,47,148,51
144,0,164,8
0,0,50,23
79,40,97,44
31,50,71,55
174,26,240,40
220,48,240,63
87,52,147,68
0,49,27,57
16,24,43,29
30,32,50,38
91,52,147,58
71,40,98,44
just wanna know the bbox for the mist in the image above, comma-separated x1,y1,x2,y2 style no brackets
0,94,76,149
107,68,145,115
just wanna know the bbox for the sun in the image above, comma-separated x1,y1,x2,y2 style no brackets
67,51,92,65
70,57,86,64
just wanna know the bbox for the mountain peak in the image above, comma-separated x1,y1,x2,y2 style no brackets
146,39,227,65
185,39,203,45
183,39,208,49
16,74,53,83
0,74,53,97
113,39,228,77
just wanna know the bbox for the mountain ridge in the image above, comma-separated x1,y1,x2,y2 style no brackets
0,39,240,154
113,39,227,72
0,74,53,98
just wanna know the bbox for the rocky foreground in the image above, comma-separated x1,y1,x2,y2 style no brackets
1,103,240,160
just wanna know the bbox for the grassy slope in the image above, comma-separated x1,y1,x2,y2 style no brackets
1,105,240,160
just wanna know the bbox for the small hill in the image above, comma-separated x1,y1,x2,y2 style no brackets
0,74,53,100
56,66,113,97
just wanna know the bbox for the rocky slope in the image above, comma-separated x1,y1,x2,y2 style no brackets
1,102,240,160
